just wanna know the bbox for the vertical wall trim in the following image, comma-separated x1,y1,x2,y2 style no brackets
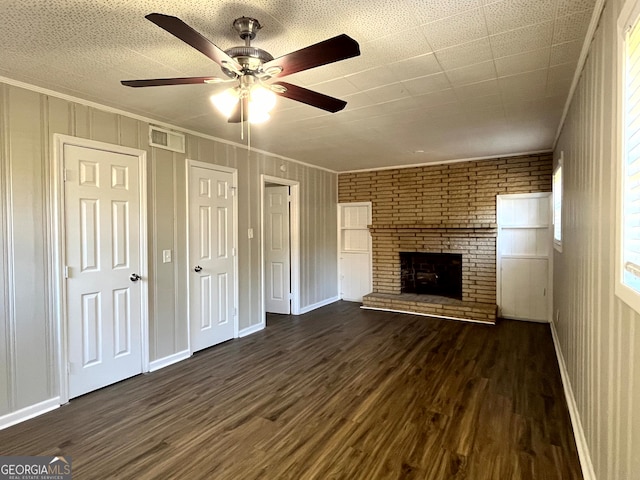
3,86,17,412
550,321,596,480
173,154,180,353
41,94,54,398
625,318,635,477
150,148,159,360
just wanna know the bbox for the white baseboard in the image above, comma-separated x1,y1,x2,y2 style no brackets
238,323,265,338
360,306,494,325
148,349,191,372
299,296,340,314
0,397,60,431
549,321,596,480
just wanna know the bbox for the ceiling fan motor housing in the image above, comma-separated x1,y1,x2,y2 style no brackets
222,46,274,77
233,17,262,40
221,17,274,78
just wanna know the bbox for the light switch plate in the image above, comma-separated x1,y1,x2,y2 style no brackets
248,228,254,239
163,249,172,263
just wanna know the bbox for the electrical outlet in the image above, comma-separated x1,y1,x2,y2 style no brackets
163,249,172,263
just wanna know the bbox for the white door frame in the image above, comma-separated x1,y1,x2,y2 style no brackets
185,159,239,352
260,175,300,323
496,192,553,322
51,134,149,405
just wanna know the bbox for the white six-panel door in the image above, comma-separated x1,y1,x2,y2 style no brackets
64,144,143,399
265,185,291,314
188,164,236,352
497,193,552,322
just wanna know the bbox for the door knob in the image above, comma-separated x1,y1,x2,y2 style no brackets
130,273,142,282
194,266,203,272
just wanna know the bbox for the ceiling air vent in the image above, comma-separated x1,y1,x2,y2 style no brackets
149,126,185,153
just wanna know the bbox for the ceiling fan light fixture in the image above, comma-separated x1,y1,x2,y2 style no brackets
250,85,276,113
211,88,239,118
249,111,271,124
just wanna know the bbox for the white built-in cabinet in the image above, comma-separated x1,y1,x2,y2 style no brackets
497,193,552,322
338,203,372,302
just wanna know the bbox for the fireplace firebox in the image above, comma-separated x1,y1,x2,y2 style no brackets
400,252,462,300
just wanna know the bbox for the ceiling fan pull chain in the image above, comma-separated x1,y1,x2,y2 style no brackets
240,97,245,140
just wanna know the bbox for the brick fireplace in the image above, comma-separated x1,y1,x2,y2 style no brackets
338,153,552,324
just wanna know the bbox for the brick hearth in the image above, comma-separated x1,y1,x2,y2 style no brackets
365,225,497,323
338,153,552,324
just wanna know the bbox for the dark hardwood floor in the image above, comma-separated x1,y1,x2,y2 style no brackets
0,302,582,479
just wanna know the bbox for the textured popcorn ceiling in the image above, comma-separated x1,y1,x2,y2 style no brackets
0,0,597,171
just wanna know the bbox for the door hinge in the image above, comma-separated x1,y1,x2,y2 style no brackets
289,292,293,300
64,266,70,278
287,195,292,203
234,307,238,317
230,186,237,196
232,247,236,256
63,169,69,182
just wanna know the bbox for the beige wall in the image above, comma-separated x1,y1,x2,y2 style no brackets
554,0,640,477
0,82,338,418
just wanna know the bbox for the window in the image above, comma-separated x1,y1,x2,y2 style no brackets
618,1,640,308
553,156,563,251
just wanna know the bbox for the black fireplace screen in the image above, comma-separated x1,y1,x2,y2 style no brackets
400,252,462,300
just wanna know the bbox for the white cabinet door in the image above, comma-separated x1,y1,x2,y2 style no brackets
189,164,236,352
64,144,143,399
264,185,291,314
338,203,372,302
497,193,552,322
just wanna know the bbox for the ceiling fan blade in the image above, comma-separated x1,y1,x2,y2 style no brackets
121,76,227,87
273,82,347,113
228,97,249,123
146,13,243,74
263,34,360,78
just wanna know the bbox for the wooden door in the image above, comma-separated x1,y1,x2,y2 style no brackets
64,144,143,398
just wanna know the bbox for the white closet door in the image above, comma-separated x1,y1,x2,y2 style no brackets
338,203,372,302
497,193,552,322
264,185,291,314
189,164,236,352
64,144,144,398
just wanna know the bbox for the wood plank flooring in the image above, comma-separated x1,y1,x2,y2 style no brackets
0,302,582,479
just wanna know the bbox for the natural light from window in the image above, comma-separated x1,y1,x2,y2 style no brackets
622,11,640,295
553,159,563,251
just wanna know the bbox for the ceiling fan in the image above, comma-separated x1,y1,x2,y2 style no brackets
121,14,361,123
